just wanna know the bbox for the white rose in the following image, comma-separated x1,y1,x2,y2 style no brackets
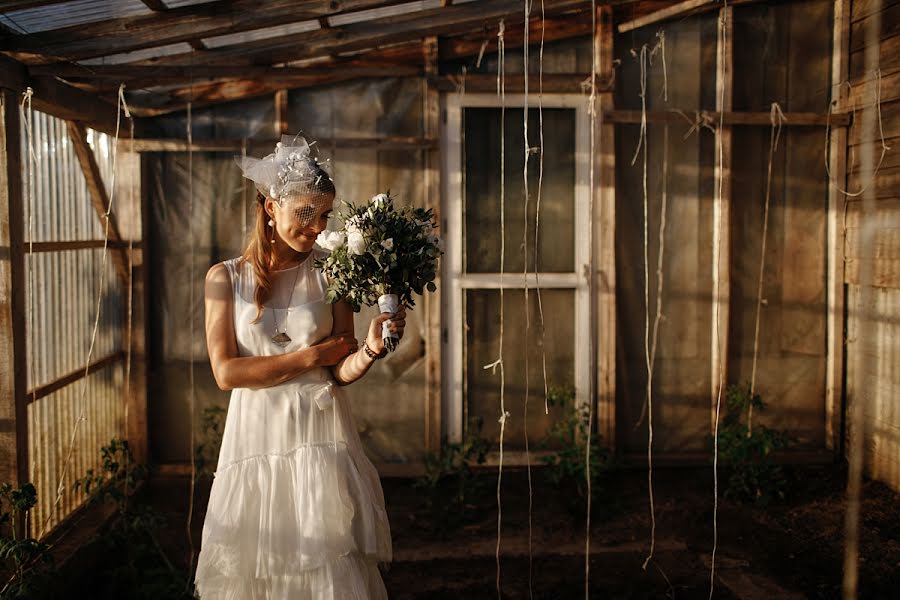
347,231,367,255
316,230,345,251
428,233,444,252
381,238,394,251
371,193,389,208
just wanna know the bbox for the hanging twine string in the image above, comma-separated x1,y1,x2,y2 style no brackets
710,4,729,598
748,102,785,435
535,0,550,418
521,2,535,598
482,19,507,600
119,85,135,515
584,2,598,596
40,83,128,538
825,72,890,197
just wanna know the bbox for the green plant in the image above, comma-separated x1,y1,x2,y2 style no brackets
75,438,192,599
415,417,490,532
539,384,611,514
194,404,227,479
0,483,54,599
713,384,792,504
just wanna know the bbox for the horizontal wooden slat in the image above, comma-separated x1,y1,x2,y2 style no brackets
845,257,900,288
845,197,900,229
605,109,850,126
848,98,900,145
23,240,140,252
850,32,900,79
845,227,900,258
847,136,900,172
851,0,900,23
850,2,900,53
428,73,611,94
848,67,900,108
26,351,125,403
126,136,437,152
848,165,900,199
457,272,578,289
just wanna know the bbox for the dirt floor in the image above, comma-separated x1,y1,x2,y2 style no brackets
142,462,898,599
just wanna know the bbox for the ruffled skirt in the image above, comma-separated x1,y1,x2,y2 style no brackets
194,369,391,599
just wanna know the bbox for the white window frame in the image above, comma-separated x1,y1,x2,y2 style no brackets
441,92,592,444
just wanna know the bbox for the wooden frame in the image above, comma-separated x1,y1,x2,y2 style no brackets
423,36,443,453
825,0,851,457
442,92,592,449
0,90,29,515
596,3,617,448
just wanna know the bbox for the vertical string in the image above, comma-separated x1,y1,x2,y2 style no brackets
710,4,729,597
535,1,549,419
483,19,508,600
585,2,598,596
748,103,785,434
119,86,134,515
521,3,535,599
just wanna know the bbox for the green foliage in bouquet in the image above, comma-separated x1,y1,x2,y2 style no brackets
313,192,443,313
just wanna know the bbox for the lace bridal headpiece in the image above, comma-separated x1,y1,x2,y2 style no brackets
236,134,336,226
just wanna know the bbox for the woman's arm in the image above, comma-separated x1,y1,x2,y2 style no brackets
205,263,348,391
328,298,377,385
329,298,407,386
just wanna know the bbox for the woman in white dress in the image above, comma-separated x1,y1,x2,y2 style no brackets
194,136,403,599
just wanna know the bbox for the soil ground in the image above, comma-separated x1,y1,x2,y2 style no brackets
138,463,897,599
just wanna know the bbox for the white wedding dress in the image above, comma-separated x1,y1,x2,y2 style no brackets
194,249,391,599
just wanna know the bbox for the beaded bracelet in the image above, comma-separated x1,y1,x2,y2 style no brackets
363,340,387,360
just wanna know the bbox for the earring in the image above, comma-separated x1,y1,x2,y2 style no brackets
268,218,275,244
268,219,274,227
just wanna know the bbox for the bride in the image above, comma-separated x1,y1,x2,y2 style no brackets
193,136,404,598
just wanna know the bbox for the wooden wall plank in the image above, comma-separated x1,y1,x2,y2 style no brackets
0,90,29,517
849,2,900,52
827,0,851,453
422,36,442,453
596,3,617,448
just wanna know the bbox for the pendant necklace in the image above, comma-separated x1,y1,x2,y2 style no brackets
270,256,305,347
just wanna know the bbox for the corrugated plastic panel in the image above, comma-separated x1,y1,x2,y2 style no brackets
0,0,150,34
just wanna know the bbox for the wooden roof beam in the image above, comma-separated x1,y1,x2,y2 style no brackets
129,0,589,68
5,0,415,63
0,53,127,135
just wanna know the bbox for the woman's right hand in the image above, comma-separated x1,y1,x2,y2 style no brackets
311,334,359,366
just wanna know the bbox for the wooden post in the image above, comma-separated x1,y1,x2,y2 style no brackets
825,0,850,456
423,36,442,453
595,4,617,448
711,5,732,431
65,120,130,285
274,89,289,136
0,90,29,522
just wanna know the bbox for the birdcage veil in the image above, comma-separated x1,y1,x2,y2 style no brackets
235,134,336,226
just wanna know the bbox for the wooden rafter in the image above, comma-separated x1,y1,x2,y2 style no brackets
5,0,416,63
0,54,122,135
65,121,130,284
127,0,588,68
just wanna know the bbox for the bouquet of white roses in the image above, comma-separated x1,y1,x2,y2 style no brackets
314,191,443,352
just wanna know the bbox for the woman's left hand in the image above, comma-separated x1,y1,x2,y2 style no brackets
365,306,407,354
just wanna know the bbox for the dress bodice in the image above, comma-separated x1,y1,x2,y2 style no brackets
222,249,333,358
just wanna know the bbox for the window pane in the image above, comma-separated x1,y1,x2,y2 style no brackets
465,288,574,448
463,107,576,274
